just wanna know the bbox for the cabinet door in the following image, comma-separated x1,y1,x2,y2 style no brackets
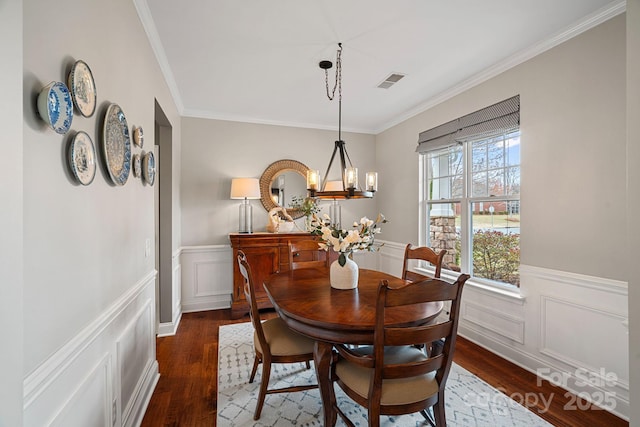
233,246,279,305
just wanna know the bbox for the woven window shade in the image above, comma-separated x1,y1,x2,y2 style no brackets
416,95,520,153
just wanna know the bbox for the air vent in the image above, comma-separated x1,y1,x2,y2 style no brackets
377,73,405,89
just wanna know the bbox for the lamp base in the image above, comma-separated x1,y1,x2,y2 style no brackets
238,199,253,233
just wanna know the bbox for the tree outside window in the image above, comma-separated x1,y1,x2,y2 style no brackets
422,131,520,287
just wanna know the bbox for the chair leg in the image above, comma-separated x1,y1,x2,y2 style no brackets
305,360,311,369
367,407,380,427
420,408,436,427
433,391,446,426
249,355,260,383
254,358,272,420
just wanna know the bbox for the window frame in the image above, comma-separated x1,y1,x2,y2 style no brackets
419,130,521,290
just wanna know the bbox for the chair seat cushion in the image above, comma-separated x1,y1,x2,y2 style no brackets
255,317,316,356
335,346,438,405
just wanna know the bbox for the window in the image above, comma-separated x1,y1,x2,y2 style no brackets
417,96,520,287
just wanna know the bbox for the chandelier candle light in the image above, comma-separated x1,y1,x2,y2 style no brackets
307,43,378,199
230,178,261,233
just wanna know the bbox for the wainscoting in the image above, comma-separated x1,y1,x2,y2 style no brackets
177,240,629,420
23,272,159,427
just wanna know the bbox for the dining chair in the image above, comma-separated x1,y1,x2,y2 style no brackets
236,250,318,420
401,244,446,281
331,274,470,427
288,239,329,270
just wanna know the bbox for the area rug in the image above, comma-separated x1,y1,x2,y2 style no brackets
218,322,552,426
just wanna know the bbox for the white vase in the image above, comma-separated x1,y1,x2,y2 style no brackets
330,255,359,290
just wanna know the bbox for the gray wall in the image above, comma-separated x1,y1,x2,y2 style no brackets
0,1,23,425
180,117,377,246
22,0,181,376
376,14,627,281
626,1,640,425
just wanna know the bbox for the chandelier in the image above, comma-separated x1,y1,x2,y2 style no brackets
306,43,377,200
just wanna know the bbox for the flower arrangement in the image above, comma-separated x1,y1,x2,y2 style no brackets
289,195,321,217
309,213,387,266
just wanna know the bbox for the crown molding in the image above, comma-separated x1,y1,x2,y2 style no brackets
133,0,185,115
182,108,373,134
135,0,625,135
374,0,626,134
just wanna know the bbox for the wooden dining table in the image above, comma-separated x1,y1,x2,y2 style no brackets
263,267,443,426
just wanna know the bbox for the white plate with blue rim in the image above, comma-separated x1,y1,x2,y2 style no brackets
142,151,156,186
69,131,96,185
68,60,97,118
102,103,131,186
37,81,73,134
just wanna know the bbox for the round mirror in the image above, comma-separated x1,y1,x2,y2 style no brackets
259,159,309,219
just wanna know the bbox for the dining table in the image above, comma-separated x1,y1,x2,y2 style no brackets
263,267,443,426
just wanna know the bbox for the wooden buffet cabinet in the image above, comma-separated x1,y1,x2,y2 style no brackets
229,232,335,319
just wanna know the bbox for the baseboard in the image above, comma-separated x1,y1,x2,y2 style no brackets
157,311,182,337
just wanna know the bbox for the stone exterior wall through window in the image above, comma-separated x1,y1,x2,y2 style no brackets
429,216,458,269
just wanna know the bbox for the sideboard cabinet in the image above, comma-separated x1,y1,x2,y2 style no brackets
229,232,332,319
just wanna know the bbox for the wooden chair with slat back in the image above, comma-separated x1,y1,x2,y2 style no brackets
288,239,329,270
401,244,446,282
236,250,318,420
331,274,470,427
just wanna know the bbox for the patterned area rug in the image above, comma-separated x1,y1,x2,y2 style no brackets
218,322,552,426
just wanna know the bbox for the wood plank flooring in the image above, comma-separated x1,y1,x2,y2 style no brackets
141,310,628,427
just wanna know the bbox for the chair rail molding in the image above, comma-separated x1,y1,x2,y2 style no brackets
23,270,159,427
378,241,629,421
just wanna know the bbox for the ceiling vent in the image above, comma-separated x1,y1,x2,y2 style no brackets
377,73,405,89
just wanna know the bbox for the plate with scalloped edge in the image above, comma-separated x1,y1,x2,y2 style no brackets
102,103,131,186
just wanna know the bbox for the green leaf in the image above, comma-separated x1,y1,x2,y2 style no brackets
338,253,346,266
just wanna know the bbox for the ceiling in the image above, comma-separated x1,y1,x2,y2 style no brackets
136,0,624,134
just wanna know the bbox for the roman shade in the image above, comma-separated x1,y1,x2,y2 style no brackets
416,95,520,153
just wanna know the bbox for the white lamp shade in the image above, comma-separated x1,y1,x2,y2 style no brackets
230,178,260,199
324,180,344,191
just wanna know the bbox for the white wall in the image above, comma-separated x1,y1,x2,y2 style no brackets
374,13,630,420
376,14,626,281
0,1,24,425
180,117,377,246
22,0,181,424
626,1,640,425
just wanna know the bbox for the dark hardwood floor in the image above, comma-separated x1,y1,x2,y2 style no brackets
141,310,628,427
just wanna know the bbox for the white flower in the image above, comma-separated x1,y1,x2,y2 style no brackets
310,213,387,255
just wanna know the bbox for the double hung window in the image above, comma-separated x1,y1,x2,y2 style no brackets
417,96,521,287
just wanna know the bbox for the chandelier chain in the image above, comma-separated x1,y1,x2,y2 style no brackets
324,43,342,101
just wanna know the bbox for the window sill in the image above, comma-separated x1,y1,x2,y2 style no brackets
414,267,525,304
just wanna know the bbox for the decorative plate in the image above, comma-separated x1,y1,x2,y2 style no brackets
37,81,73,134
69,131,97,185
142,151,156,186
133,126,144,148
132,153,141,178
68,60,97,117
102,103,131,186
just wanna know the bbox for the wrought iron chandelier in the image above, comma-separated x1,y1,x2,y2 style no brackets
306,43,377,200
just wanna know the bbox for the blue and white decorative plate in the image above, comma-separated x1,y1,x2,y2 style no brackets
69,131,96,185
37,81,73,134
132,153,142,178
142,151,156,186
102,103,131,186
68,60,97,117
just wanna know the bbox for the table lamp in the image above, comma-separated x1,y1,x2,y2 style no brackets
230,178,261,233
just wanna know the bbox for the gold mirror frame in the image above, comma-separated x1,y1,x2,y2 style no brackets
259,159,309,219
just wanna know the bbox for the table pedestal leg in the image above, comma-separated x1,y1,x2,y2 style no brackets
314,341,337,426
